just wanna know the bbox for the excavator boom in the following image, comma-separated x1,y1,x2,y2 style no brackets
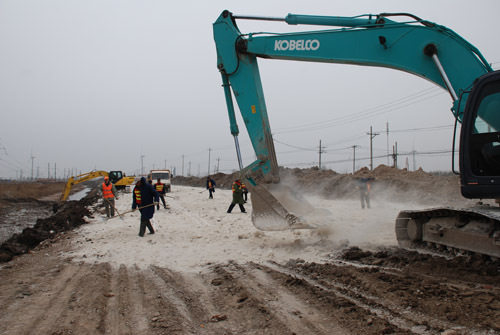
61,170,135,201
213,10,500,257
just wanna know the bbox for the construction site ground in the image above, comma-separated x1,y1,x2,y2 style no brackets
0,167,499,335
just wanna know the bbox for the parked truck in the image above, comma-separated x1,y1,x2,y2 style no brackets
148,169,172,193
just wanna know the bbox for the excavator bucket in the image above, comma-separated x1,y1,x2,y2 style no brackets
248,183,318,231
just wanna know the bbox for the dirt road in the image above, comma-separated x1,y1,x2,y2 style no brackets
0,185,498,334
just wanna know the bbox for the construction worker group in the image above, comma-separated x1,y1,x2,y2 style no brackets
101,175,251,237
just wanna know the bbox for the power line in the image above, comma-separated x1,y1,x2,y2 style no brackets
273,138,317,151
274,87,438,132
378,124,453,133
273,87,445,134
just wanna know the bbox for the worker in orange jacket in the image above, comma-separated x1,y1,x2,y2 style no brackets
101,176,118,218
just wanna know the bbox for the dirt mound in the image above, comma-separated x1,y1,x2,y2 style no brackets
174,171,242,190
0,189,99,262
340,246,499,285
174,165,471,207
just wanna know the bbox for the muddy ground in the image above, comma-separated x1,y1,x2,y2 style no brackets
0,169,499,335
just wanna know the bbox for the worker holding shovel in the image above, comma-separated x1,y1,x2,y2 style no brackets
132,177,159,237
101,176,119,218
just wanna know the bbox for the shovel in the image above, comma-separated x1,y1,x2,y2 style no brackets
104,197,124,221
109,203,157,218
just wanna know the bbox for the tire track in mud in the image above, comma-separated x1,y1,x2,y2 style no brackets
50,263,110,334
121,265,152,334
104,264,132,335
223,262,347,334
149,266,207,324
266,261,495,335
206,262,323,334
7,263,86,334
332,257,500,299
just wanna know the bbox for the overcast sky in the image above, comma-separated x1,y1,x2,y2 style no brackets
0,0,499,179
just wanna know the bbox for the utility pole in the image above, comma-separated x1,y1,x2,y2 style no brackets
164,159,167,169
367,126,380,171
392,142,398,168
36,166,39,179
208,148,212,176
318,140,326,169
48,163,50,179
181,155,185,176
197,164,200,177
141,155,145,176
216,157,220,173
412,150,417,171
352,145,359,174
386,122,390,165
54,162,57,180
30,154,35,180
188,161,191,176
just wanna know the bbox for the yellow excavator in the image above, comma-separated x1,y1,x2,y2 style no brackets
60,170,135,201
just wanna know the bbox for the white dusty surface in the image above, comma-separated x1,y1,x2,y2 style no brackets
66,186,426,272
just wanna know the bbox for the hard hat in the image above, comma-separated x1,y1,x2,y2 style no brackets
104,176,109,181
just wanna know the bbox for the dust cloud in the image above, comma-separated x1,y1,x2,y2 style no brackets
270,174,428,249
66,185,427,272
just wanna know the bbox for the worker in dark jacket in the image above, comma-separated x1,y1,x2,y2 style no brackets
241,181,248,203
132,177,159,237
154,178,168,209
227,179,246,213
206,176,216,199
357,177,373,209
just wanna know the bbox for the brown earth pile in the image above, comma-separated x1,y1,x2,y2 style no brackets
174,165,470,207
0,188,99,262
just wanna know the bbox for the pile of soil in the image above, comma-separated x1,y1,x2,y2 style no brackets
174,165,471,207
0,189,99,262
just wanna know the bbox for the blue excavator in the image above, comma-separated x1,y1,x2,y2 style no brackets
213,10,500,258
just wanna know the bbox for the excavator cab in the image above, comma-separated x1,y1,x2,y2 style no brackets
108,171,123,184
460,71,500,198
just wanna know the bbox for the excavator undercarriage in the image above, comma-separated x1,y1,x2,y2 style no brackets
396,207,500,258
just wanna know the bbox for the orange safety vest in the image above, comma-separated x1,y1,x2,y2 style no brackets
155,183,164,192
134,187,141,204
102,182,114,199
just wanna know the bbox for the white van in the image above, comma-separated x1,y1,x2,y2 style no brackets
148,169,172,192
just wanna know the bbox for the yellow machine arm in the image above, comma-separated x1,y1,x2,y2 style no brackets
60,171,109,201
61,170,136,201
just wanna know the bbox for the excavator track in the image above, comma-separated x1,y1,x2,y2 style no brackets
396,206,500,258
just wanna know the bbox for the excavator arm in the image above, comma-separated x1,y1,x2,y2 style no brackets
61,171,109,201
214,11,493,143
214,10,500,234
214,10,500,257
